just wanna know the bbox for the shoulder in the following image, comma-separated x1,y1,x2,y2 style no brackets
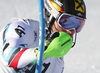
8,18,39,30
0,18,39,46
4,18,39,37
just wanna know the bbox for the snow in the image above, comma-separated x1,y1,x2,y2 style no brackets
0,0,100,73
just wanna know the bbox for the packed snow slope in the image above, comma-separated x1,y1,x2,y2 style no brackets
0,0,100,73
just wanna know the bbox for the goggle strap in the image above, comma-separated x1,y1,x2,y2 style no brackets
56,12,62,21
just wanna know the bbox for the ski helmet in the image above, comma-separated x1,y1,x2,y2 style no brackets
45,0,86,30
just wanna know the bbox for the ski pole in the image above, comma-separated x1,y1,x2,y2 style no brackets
35,0,45,73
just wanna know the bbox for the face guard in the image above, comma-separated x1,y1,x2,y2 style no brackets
55,12,85,47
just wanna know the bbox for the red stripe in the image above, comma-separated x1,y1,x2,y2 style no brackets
9,48,28,68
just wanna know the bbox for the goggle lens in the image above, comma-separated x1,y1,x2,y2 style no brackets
58,14,85,32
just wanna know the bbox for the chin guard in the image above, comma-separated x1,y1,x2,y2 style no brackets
44,32,73,58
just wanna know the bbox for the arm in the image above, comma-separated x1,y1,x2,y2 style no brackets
1,19,39,68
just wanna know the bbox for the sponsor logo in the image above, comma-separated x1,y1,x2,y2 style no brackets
45,0,52,10
74,0,85,13
53,0,63,7
34,31,37,42
77,13,82,16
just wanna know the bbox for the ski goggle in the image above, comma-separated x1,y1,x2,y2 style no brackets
57,13,85,33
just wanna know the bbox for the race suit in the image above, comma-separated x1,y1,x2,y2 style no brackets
0,18,64,73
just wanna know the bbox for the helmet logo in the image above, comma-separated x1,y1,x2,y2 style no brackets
53,0,63,7
74,0,85,13
50,0,63,11
45,0,52,10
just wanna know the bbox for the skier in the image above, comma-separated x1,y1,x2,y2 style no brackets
0,0,86,73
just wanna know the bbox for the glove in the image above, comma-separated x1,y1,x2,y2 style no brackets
34,47,38,58
44,32,73,58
